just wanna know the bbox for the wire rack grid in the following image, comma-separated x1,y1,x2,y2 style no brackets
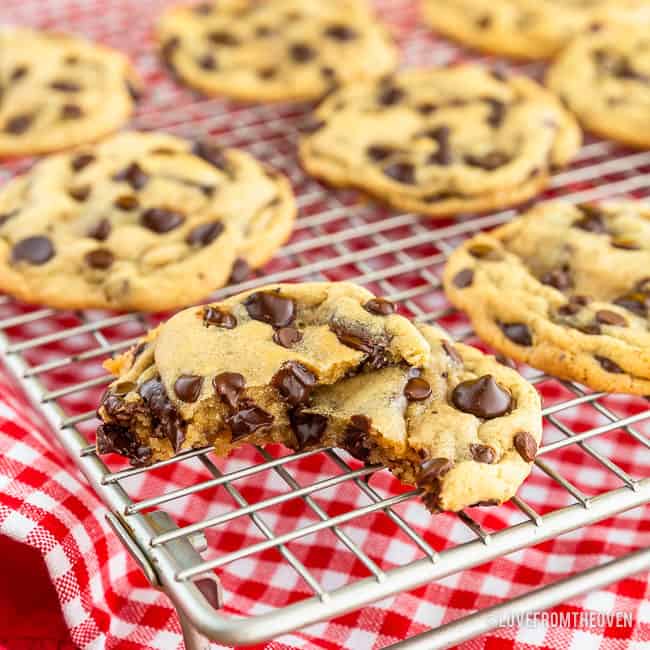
0,1,649,648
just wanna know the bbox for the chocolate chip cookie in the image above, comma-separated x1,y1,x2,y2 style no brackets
422,0,650,61
298,66,581,217
444,201,650,395
0,131,296,311
97,282,542,512
0,27,140,157
547,25,650,149
157,0,398,102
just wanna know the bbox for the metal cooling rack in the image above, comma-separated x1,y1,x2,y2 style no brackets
1,1,650,647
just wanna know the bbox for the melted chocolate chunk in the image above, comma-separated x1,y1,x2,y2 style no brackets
419,458,452,490
500,322,533,346
540,265,572,290
174,374,203,402
289,411,328,449
366,144,395,162
614,291,648,317
451,375,512,419
5,113,33,134
378,86,405,106
484,98,506,128
207,31,240,46
404,377,431,401
192,140,229,172
343,415,372,462
141,208,185,233
138,378,185,451
426,126,452,166
96,423,151,464
244,291,295,328
213,372,245,409
186,221,224,246
452,268,474,288
383,162,416,184
61,104,83,119
10,65,28,81
226,403,273,440
574,205,608,233
51,80,81,92
88,218,111,241
113,162,149,190
329,321,390,370
495,353,517,369
114,195,139,211
595,355,624,374
85,249,114,269
513,432,537,463
324,24,357,40
290,43,316,62
476,14,492,29
271,361,316,407
442,341,462,364
68,185,91,202
11,236,54,265
229,258,250,284
273,327,303,348
364,298,395,316
203,306,237,329
595,310,627,326
71,153,95,172
464,151,510,170
470,443,496,464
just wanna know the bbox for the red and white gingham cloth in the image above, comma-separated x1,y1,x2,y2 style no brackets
1,0,650,648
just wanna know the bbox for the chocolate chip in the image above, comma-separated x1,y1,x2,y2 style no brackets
186,221,224,246
174,374,203,402
50,80,81,92
271,361,316,407
366,145,394,162
595,355,624,374
141,208,185,233
513,432,537,463
426,126,452,166
495,353,516,369
404,377,431,401
5,113,33,134
329,321,390,370
476,14,492,29
11,236,55,265
226,403,273,440
614,291,648,317
61,104,83,119
203,306,237,329
244,291,295,328
470,443,496,464
207,31,240,46
464,151,510,170
419,458,452,490
452,268,474,288
273,327,303,348
0,210,17,227
321,66,336,80
229,258,250,284
364,298,396,316
138,378,185,451
213,372,245,410
378,86,405,106
451,375,513,419
114,195,139,211
88,218,111,241
258,67,276,79
85,249,114,269
575,205,608,233
68,185,91,202
198,54,217,70
468,244,503,261
500,322,533,346
96,423,151,464
290,43,316,62
575,322,602,335
383,162,416,184
484,98,506,128
10,65,28,81
541,266,572,291
343,415,372,462
113,162,148,190
595,310,627,326
256,25,273,38
192,140,229,172
289,411,328,449
442,341,462,364
324,24,357,40
71,153,95,172
417,103,438,115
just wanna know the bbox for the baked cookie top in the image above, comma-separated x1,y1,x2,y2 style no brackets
443,201,650,395
0,131,295,312
547,25,650,149
0,27,140,157
422,0,650,60
98,282,542,512
299,66,581,217
156,0,398,102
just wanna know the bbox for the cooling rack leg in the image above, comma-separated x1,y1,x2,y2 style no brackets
177,608,212,650
386,546,650,650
